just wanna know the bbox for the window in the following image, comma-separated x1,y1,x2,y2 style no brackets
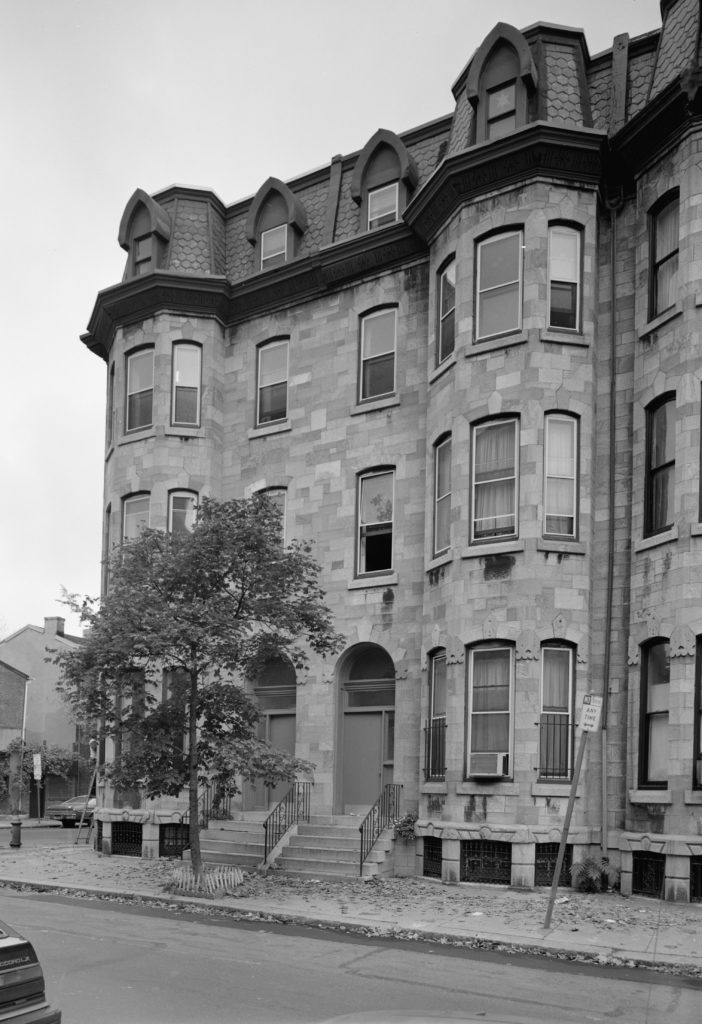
466,644,512,777
261,224,287,270
438,260,456,363
133,235,153,275
650,193,679,318
476,231,522,340
122,494,150,541
259,487,286,546
549,226,580,330
639,640,670,788
168,491,197,535
107,363,115,446
544,415,577,538
472,419,518,541
360,309,396,401
539,645,574,780
487,81,516,139
358,470,394,575
434,435,451,555
126,348,154,432
426,651,447,780
645,395,675,537
257,339,288,425
172,344,201,426
368,183,398,230
695,639,702,789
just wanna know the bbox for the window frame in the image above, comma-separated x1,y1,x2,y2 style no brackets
471,417,519,543
260,223,288,270
644,394,675,538
433,434,452,556
543,413,578,540
168,490,198,535
548,224,581,332
649,192,679,320
133,234,153,275
357,468,395,577
171,343,202,427
426,650,447,781
538,644,575,781
437,258,456,364
465,642,513,779
367,182,399,231
476,230,523,341
258,486,287,547
359,308,397,403
694,637,702,790
638,639,670,790
256,338,289,427
122,493,150,542
125,347,154,433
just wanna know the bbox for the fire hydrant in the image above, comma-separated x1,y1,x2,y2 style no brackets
9,819,22,848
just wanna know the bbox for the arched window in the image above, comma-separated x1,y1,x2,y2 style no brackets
359,308,396,402
257,338,289,426
168,490,198,535
649,191,679,319
426,649,447,780
125,347,154,432
644,393,675,537
544,413,578,539
433,434,452,556
548,224,581,331
357,468,395,575
539,643,575,781
350,130,418,233
122,493,150,542
466,642,513,778
437,258,456,364
171,343,201,426
639,639,670,788
466,24,537,145
471,417,519,542
254,656,297,711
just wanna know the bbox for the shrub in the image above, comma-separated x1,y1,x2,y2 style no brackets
570,856,619,893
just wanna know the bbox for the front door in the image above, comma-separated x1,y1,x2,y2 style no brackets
247,712,296,811
342,706,394,810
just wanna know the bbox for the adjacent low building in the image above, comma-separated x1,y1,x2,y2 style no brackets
81,0,702,898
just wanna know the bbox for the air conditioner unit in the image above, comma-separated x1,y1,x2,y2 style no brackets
469,752,508,777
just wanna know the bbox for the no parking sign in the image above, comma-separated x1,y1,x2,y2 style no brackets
580,693,603,731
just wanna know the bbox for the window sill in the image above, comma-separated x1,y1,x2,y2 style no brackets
532,782,577,797
421,781,448,794
467,332,528,357
456,780,519,795
684,790,702,805
348,573,398,590
248,420,291,439
351,396,400,416
165,427,204,439
633,526,678,554
638,305,682,339
429,356,456,385
628,789,672,805
462,539,524,559
536,539,586,556
118,429,156,446
426,552,453,572
540,329,590,348
691,523,702,538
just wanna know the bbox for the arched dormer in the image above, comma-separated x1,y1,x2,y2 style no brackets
118,188,172,278
245,177,308,271
350,129,418,232
466,23,538,144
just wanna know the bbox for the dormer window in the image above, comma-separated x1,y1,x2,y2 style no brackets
368,183,398,230
118,189,171,280
261,224,288,270
134,235,153,275
487,81,516,139
466,24,537,146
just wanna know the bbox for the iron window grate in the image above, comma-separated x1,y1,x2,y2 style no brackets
534,842,572,887
423,837,442,878
95,820,103,851
111,822,143,857
631,850,665,897
690,856,702,902
159,823,190,859
460,840,512,884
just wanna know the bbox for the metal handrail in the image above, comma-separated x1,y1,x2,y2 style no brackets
263,781,312,862
359,783,402,874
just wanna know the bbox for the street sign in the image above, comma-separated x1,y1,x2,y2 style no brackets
580,693,603,732
32,753,42,780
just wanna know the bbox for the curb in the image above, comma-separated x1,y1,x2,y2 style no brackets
1,876,700,978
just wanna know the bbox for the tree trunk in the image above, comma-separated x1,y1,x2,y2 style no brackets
188,668,203,876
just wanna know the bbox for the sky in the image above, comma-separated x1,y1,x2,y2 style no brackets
0,0,662,638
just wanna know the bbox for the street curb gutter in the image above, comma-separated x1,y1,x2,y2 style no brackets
2,877,701,980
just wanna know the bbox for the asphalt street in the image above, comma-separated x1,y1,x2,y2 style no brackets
7,889,702,1024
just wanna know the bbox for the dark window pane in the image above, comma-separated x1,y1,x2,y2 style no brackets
259,381,287,423
362,353,395,399
127,390,152,430
550,281,577,329
174,386,198,424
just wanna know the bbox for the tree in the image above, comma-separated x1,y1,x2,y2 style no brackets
55,495,343,875
1,739,85,812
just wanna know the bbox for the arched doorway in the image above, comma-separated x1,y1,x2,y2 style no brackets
245,656,297,810
340,644,396,812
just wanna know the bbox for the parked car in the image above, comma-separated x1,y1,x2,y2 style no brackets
0,917,61,1022
46,795,96,828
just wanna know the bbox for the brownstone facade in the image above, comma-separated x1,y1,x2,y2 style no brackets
83,1,702,898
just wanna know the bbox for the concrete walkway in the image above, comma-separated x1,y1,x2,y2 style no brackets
0,824,700,977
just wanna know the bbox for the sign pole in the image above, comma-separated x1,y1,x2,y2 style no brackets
543,693,602,930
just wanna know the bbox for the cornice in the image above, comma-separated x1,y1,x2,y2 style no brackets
405,122,606,242
81,226,428,359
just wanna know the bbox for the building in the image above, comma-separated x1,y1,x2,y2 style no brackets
81,1,702,898
0,617,90,811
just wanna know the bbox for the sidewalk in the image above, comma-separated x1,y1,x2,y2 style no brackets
0,830,700,977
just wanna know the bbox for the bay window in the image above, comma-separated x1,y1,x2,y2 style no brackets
172,343,201,426
466,644,512,778
476,231,522,341
544,414,577,538
126,348,154,432
471,418,518,541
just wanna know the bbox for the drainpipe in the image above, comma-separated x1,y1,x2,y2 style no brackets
601,193,622,859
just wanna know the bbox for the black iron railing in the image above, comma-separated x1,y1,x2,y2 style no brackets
359,783,402,874
538,714,573,780
263,781,311,862
424,719,447,780
197,780,234,828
